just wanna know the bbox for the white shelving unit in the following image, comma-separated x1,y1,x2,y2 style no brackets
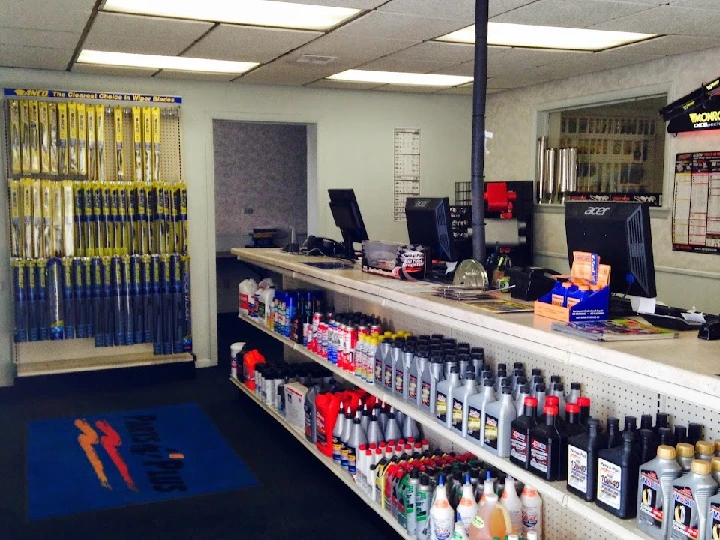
238,312,648,540
230,375,412,540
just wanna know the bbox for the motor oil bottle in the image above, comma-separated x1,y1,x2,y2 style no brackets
596,432,640,519
655,413,670,435
660,428,675,447
483,387,516,457
385,337,403,393
403,414,420,441
697,441,715,463
576,397,591,426
458,353,470,380
470,352,484,380
453,372,479,437
422,355,444,416
567,418,606,502
315,392,341,457
711,457,720,485
466,379,495,444
550,383,566,414
332,403,347,464
607,417,622,449
457,472,479,536
416,473,432,540
514,384,531,417
567,382,582,404
639,429,659,464
564,403,584,438
348,410,367,477
409,348,428,406
529,405,567,482
431,475,455,540
534,384,547,414
637,445,682,538
437,365,461,429
340,406,354,471
396,344,413,399
385,408,402,442
510,396,538,470
521,485,543,539
676,426,689,445
678,443,696,473
670,459,717,540
375,336,391,386
360,403,370,435
689,423,705,446
623,415,638,438
378,401,390,433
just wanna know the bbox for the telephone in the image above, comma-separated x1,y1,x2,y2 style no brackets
299,236,347,257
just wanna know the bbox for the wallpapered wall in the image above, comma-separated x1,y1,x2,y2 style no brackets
213,120,308,252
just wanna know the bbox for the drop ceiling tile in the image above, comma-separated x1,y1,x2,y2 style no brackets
238,59,361,85
372,84,441,93
184,24,322,63
385,41,476,63
288,0,387,7
605,35,720,56
307,80,383,90
71,63,158,77
292,31,419,63
379,0,476,22
491,0,655,28
0,0,95,32
338,11,467,41
357,56,458,73
0,26,80,49
436,83,474,95
154,70,236,81
591,6,720,37
669,0,720,8
437,61,475,77
489,0,542,17
84,13,212,56
0,44,73,70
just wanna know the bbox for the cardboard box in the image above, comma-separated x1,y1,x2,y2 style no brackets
284,382,308,430
534,285,610,322
361,240,427,280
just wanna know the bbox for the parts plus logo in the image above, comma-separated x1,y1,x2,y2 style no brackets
75,414,187,494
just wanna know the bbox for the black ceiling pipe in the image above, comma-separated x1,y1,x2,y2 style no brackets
471,0,489,263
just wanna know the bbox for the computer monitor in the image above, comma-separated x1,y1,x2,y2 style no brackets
564,201,656,298
405,197,458,262
328,189,369,257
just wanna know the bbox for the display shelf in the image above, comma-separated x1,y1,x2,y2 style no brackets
231,248,720,413
230,376,412,540
238,313,649,540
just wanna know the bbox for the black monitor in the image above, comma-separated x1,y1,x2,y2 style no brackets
328,189,368,257
565,201,656,298
405,197,458,262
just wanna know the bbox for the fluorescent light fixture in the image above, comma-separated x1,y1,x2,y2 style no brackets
327,70,473,87
103,0,360,31
437,22,656,51
77,50,259,74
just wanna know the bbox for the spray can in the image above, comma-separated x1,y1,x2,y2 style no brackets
637,445,682,538
670,459,717,540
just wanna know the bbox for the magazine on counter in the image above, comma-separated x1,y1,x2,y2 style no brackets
551,318,679,342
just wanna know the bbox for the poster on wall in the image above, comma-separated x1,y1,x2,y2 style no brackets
672,152,720,254
393,128,421,221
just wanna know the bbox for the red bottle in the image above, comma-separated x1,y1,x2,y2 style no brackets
315,392,342,457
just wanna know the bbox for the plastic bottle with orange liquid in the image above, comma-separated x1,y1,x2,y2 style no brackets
468,492,511,540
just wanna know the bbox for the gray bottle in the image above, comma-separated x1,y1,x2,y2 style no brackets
375,337,392,385
436,366,461,428
367,413,384,445
495,370,509,395
385,407,402,442
332,401,346,464
385,338,403,392
670,459,717,540
444,355,458,380
458,354,470,380
340,406,353,471
470,353,484,380
637,444,682,539
377,402,389,433
567,382,582,404
706,491,720,540
403,415,421,441
451,372,478,437
534,383,547,413
421,355,444,415
550,383,566,414
482,386,517,456
466,379,495,443
398,346,415,401
511,367,524,392
515,384,531,417
347,410,367,477
409,349,428,406
360,404,370,434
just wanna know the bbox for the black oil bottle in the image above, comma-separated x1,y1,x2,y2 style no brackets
596,431,640,519
607,417,622,449
564,403,585,438
528,405,567,481
509,396,538,470
567,418,606,502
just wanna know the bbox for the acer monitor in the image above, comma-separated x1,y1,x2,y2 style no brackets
328,189,368,258
405,197,458,262
564,201,656,298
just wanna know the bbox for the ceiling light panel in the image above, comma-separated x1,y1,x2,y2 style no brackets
102,0,360,31
328,69,473,86
77,50,258,73
437,22,656,51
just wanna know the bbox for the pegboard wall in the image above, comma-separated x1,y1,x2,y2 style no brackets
544,497,616,540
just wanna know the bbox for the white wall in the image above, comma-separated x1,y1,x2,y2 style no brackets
0,67,472,382
485,47,720,312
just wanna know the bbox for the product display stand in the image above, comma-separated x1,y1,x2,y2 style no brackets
230,247,720,539
230,376,413,540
